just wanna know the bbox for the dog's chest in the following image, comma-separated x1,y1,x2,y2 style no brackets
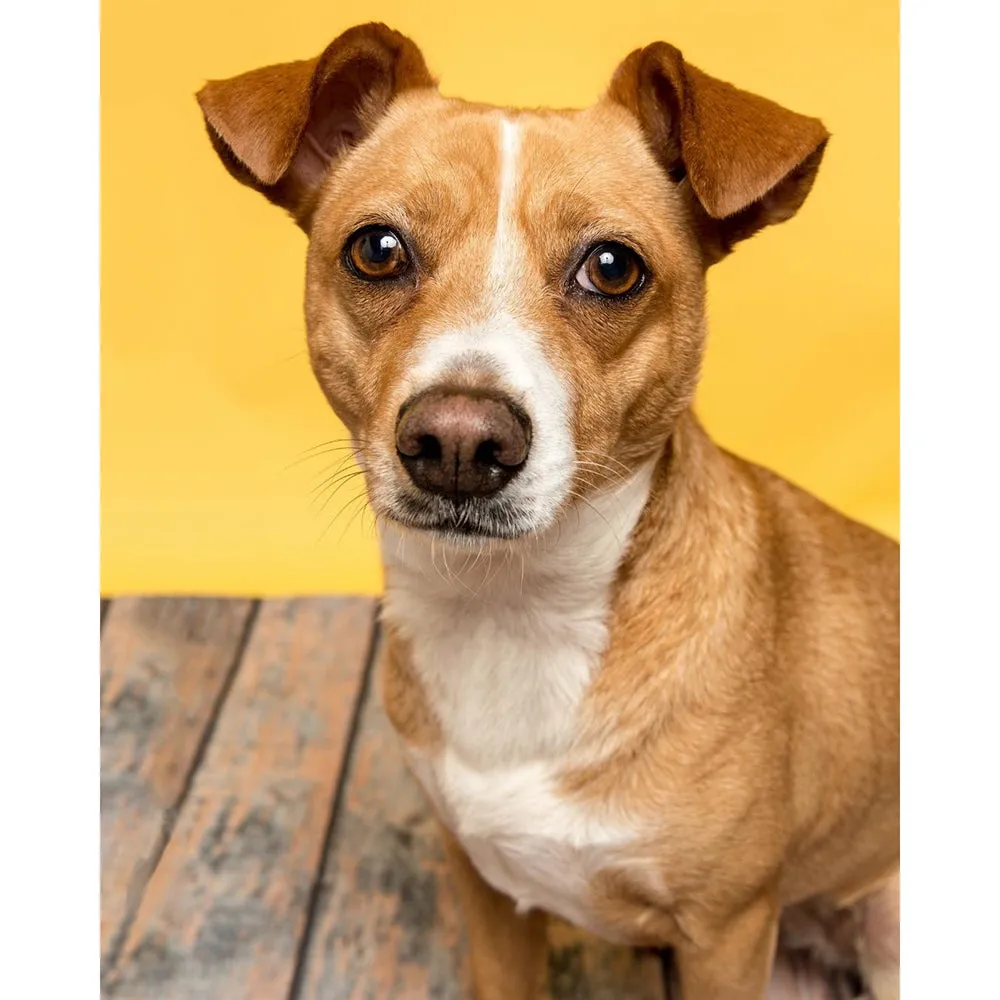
382,555,631,930
406,746,632,935
389,569,612,764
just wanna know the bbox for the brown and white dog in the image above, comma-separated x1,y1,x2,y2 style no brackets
198,23,899,1000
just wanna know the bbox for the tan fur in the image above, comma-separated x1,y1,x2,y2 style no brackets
382,630,444,751
198,23,898,1000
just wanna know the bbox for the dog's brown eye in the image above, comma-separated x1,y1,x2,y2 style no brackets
347,227,409,279
576,242,644,297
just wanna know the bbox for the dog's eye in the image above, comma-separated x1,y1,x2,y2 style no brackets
575,242,644,297
346,227,409,280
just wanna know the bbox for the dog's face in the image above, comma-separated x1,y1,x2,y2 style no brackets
198,24,827,541
303,97,709,539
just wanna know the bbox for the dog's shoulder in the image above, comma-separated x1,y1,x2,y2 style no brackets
724,449,899,599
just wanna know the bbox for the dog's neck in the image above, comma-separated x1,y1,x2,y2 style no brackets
376,423,692,768
380,456,659,606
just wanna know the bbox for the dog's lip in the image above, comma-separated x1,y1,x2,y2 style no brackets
392,514,523,539
384,494,531,540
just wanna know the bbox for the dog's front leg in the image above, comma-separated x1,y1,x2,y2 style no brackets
439,824,548,1000
673,897,780,1000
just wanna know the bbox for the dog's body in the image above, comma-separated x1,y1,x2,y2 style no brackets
199,24,899,1000
383,413,898,999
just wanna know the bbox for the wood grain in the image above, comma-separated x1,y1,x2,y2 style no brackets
296,646,667,1000
104,597,376,1000
295,636,469,1000
546,923,667,1000
101,597,256,975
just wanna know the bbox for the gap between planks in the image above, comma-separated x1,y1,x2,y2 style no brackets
284,620,382,1000
101,597,261,980
102,597,376,999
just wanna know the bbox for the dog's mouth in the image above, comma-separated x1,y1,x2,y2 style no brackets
385,491,537,541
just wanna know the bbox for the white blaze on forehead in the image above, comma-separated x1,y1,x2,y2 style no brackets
490,118,523,296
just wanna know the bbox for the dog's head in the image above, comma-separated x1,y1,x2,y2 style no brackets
198,23,827,541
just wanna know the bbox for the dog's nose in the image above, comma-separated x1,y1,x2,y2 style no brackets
395,390,531,499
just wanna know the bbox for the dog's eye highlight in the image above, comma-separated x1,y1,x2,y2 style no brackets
575,243,644,297
346,227,409,280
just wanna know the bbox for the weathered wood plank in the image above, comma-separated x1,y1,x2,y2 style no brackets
101,597,256,976
296,647,666,1000
546,923,667,1000
104,597,377,1000
295,639,469,1000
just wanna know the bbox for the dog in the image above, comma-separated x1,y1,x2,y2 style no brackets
197,23,899,1000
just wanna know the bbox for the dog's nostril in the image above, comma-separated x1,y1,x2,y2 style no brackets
418,434,442,461
474,440,502,467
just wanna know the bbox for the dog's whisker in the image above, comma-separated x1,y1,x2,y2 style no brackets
576,449,632,473
327,494,368,546
292,436,367,458
338,491,374,544
308,458,362,494
308,456,362,486
574,460,629,487
316,487,369,545
312,470,367,513
283,444,366,472
565,488,624,547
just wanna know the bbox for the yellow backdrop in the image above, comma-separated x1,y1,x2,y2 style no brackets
101,0,898,597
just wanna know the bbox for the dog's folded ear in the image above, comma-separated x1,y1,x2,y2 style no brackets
196,23,435,230
607,43,829,263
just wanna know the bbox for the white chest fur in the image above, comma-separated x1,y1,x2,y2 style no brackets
406,748,633,934
379,464,655,927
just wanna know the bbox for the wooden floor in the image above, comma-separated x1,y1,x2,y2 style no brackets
101,597,668,1000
